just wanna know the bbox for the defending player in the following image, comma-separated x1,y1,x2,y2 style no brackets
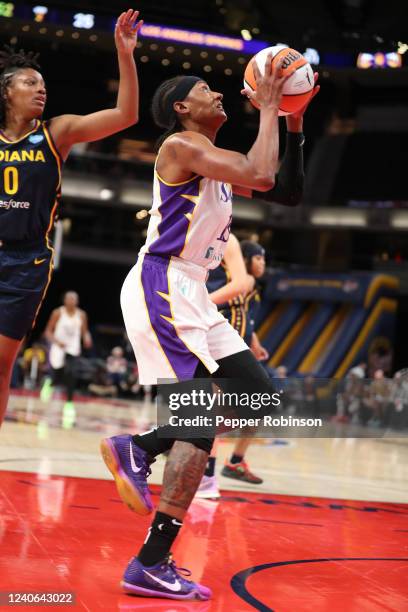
0,9,142,426
198,239,268,497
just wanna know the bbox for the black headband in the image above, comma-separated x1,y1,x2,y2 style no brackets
162,75,202,126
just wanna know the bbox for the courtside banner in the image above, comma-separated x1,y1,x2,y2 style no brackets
155,377,408,438
264,272,398,305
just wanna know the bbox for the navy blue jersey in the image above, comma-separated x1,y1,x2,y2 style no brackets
207,259,247,338
243,288,261,345
206,261,229,296
206,260,244,311
0,120,61,243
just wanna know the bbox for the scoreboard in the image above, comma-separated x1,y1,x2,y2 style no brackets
0,2,268,54
0,3,111,30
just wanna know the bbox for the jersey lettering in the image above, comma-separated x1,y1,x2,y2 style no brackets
220,182,233,203
217,214,232,243
3,166,18,195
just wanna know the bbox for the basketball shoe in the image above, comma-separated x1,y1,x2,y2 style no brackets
62,401,76,430
100,434,154,514
221,460,263,484
195,475,220,499
40,377,53,402
121,553,212,601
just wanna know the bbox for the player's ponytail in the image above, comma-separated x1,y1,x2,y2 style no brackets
0,45,41,128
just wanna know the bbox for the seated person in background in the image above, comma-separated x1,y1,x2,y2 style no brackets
107,346,128,389
23,343,47,389
368,369,391,427
389,371,408,429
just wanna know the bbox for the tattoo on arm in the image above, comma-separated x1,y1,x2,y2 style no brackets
160,441,208,511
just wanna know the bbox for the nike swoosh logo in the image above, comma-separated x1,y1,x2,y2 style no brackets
129,442,142,473
143,570,182,592
34,258,47,265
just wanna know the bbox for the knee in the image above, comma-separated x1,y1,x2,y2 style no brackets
177,437,214,454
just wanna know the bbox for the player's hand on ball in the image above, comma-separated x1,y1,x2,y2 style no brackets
241,54,289,111
115,9,143,54
290,72,320,119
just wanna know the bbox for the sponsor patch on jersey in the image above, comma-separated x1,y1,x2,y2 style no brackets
28,134,44,144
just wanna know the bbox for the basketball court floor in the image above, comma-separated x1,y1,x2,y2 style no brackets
1,393,407,611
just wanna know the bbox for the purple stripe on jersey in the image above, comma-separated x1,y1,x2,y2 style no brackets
141,255,199,380
149,176,201,258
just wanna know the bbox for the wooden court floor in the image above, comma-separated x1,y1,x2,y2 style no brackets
0,393,407,611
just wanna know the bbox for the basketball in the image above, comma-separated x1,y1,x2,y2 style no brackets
243,45,314,115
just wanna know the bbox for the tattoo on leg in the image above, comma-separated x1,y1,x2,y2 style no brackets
160,441,208,510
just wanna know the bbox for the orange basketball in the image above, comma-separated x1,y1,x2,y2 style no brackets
244,45,314,115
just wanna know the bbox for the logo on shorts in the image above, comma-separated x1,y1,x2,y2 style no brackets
34,258,47,265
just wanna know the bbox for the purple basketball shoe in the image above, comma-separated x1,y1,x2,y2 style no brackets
100,434,154,515
121,553,212,601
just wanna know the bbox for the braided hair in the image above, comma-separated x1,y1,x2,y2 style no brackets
0,45,41,128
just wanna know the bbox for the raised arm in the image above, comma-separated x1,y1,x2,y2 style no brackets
159,55,288,191
49,9,142,160
209,234,254,305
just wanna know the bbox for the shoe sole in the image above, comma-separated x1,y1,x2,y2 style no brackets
221,470,263,484
100,438,152,515
194,490,221,500
121,581,211,600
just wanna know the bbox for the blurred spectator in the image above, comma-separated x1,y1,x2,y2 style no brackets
303,375,319,417
23,343,47,390
335,365,365,423
88,361,118,398
367,369,391,426
388,371,408,429
107,346,128,389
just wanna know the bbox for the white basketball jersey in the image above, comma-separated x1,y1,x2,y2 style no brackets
140,147,232,270
49,307,82,369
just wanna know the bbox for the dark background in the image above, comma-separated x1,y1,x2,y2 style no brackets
2,0,408,365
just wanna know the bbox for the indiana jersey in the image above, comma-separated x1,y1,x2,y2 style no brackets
207,260,244,310
206,260,229,294
244,288,261,344
0,120,61,242
206,260,247,338
140,141,232,270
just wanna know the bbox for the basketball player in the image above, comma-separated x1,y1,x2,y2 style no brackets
221,240,269,481
101,58,319,601
196,233,253,498
41,291,92,423
197,239,268,498
0,9,142,426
